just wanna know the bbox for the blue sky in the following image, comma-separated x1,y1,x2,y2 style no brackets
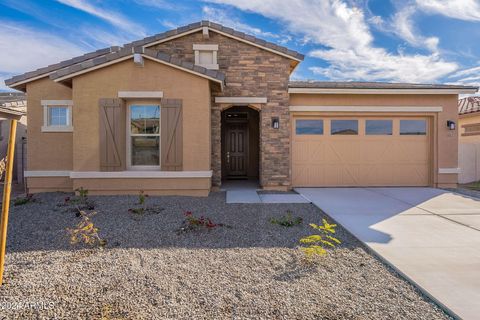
1,0,480,92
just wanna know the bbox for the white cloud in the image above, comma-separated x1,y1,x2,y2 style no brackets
206,0,457,82
56,0,146,36
134,0,184,11
391,5,439,52
202,6,283,40
0,22,85,75
416,0,480,21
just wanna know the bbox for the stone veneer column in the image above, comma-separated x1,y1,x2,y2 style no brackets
211,104,222,187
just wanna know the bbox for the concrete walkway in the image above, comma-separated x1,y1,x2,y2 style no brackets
222,180,309,204
296,187,480,320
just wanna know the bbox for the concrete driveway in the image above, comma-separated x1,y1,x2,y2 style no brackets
296,187,480,320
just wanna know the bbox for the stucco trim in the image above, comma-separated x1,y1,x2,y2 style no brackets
193,44,218,50
288,88,477,94
25,171,71,177
41,100,74,106
70,171,213,179
289,106,443,112
215,97,267,104
438,168,461,174
118,91,164,98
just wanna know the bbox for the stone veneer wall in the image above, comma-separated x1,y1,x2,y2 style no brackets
150,31,293,189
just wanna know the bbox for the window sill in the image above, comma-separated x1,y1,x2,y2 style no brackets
41,126,73,132
196,63,219,70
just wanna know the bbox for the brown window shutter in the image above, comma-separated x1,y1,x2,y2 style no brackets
161,99,183,171
99,98,126,171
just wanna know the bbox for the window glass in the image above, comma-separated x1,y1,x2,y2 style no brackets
331,120,358,135
130,105,160,134
130,105,160,167
296,120,323,135
366,120,392,135
131,136,160,166
48,107,68,126
400,120,427,135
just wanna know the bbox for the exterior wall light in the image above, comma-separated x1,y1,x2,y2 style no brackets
447,120,456,130
272,117,279,129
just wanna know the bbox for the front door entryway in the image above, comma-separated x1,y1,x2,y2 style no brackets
221,106,260,181
225,122,247,176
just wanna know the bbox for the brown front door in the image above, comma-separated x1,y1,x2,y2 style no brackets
225,123,248,177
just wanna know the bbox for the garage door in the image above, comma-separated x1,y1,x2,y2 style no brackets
292,117,431,187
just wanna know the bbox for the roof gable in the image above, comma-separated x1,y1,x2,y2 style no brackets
49,47,225,90
459,97,480,115
124,21,304,62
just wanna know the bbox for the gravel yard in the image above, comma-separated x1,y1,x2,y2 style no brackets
0,192,450,319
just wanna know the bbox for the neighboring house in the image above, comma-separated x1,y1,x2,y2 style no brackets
0,94,27,183
3,21,478,195
458,96,480,183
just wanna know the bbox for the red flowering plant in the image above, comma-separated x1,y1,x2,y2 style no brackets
178,211,228,233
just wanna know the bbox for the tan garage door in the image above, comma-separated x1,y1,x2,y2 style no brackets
292,117,431,187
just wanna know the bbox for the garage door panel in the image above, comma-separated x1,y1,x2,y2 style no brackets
292,117,431,187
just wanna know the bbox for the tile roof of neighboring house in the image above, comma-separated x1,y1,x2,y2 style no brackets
4,47,120,88
0,92,26,104
123,20,304,61
289,81,479,90
49,47,226,85
4,20,303,90
0,100,27,117
458,96,480,115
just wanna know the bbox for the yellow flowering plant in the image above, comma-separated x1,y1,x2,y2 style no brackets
299,219,341,257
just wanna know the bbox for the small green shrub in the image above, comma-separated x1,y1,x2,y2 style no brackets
128,191,162,217
299,219,341,257
67,210,106,247
13,194,35,206
270,210,303,227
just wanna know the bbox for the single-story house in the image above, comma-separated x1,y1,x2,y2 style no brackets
458,96,480,183
4,21,479,195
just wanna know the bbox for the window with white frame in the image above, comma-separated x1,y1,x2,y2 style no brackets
41,100,73,132
193,44,219,69
127,104,161,169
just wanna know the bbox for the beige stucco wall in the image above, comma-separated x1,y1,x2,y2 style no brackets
71,58,212,172
458,113,480,183
289,93,459,187
25,77,73,171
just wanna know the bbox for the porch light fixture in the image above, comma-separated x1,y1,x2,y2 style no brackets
447,120,456,130
272,117,279,129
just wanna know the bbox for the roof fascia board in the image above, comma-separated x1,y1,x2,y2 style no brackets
143,27,302,62
7,73,54,89
288,88,478,94
52,56,133,82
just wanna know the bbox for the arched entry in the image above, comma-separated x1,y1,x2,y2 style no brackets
221,106,260,181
